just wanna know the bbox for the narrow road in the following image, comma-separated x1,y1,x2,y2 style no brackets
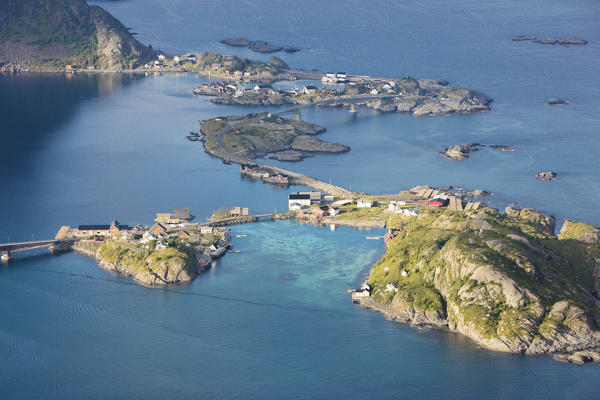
211,94,397,198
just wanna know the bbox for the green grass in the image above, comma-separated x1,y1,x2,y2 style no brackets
364,206,600,341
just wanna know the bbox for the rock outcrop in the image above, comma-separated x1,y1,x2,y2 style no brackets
439,144,516,160
546,98,570,105
535,171,557,181
291,135,350,153
0,0,155,71
513,36,587,45
74,240,198,286
366,88,492,116
440,143,483,160
559,220,600,245
360,206,600,363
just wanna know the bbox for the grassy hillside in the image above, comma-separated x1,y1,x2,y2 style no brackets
366,206,600,358
0,0,154,70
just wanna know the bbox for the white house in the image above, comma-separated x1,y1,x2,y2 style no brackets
303,85,317,95
289,203,308,212
401,270,408,277
156,241,169,250
200,226,213,235
173,56,181,63
234,86,246,97
402,208,420,217
329,207,340,216
370,88,379,95
357,199,373,208
388,201,407,212
158,54,166,61
385,283,398,292
288,192,312,210
352,289,370,299
332,199,352,207
140,231,158,244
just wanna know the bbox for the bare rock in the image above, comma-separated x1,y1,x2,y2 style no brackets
291,135,350,153
440,143,483,160
268,150,309,162
535,171,557,181
547,98,570,105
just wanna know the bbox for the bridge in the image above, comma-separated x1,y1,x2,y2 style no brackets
0,239,61,261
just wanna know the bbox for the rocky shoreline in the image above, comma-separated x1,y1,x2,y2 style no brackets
440,143,516,160
354,205,600,364
73,240,204,287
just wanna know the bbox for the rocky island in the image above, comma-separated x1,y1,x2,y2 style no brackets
351,202,600,364
196,77,492,117
547,98,570,105
440,143,516,160
513,36,588,45
200,114,349,162
536,171,557,181
74,239,200,286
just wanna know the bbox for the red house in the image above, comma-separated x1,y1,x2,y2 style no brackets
312,205,330,217
426,198,449,208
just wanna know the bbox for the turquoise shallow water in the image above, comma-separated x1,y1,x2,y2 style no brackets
1,0,600,398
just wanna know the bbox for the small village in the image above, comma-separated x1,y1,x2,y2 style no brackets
57,207,237,268
192,74,425,104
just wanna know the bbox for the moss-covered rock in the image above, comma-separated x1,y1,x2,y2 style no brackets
362,207,600,360
559,220,600,245
76,240,198,286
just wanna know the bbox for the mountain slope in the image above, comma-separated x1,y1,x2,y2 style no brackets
0,0,154,71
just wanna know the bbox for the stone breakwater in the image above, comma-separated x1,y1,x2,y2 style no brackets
203,143,352,198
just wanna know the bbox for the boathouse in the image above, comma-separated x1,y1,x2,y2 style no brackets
289,193,312,210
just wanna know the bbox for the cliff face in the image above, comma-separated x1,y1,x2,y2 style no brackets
0,0,154,71
362,207,600,363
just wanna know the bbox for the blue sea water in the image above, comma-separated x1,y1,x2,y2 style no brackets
1,0,600,398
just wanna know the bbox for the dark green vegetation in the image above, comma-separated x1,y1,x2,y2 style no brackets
366,206,600,357
0,0,154,70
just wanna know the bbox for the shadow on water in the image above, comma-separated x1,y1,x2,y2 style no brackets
0,73,141,172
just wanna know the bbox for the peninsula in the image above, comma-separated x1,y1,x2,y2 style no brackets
288,187,600,364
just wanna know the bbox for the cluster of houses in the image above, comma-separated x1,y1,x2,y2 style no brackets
71,207,232,261
194,81,341,100
346,78,414,96
145,53,197,69
154,208,194,224
321,72,348,83
288,191,340,217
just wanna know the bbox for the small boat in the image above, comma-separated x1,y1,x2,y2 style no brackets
227,250,241,253
366,236,382,240
235,234,247,237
